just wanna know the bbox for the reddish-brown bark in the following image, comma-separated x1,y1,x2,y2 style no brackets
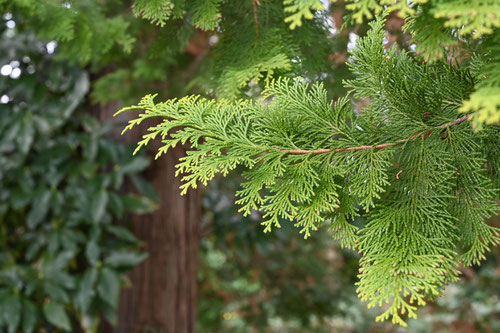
93,101,201,333
115,140,200,333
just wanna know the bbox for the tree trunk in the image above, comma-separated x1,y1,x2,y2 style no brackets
93,102,201,333
116,143,200,333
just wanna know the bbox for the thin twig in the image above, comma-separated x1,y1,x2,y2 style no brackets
435,114,470,128
252,0,261,35
277,114,471,155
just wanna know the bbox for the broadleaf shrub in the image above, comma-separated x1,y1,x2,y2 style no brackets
0,27,155,332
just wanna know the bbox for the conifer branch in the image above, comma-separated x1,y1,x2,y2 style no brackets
117,17,500,326
277,114,471,155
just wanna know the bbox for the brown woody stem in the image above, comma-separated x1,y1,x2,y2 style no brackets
252,0,260,35
277,114,470,155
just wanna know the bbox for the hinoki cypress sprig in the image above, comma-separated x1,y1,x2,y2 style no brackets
117,18,500,326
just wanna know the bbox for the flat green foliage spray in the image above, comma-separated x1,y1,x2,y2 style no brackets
118,17,500,326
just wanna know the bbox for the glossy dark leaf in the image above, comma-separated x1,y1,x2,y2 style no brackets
121,194,158,214
44,281,70,303
45,271,75,290
47,232,60,256
120,156,150,174
104,251,148,269
74,268,98,314
22,299,38,333
100,299,118,326
43,301,71,331
97,268,121,308
43,251,75,274
2,293,21,333
18,119,34,155
61,72,90,118
108,192,125,218
106,225,138,243
85,241,100,265
26,190,51,229
90,189,109,223
130,174,160,201
85,136,99,161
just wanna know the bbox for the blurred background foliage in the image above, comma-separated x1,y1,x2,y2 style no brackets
198,173,500,332
0,17,157,332
0,1,499,332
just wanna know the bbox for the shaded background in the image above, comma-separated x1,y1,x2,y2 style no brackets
0,1,499,332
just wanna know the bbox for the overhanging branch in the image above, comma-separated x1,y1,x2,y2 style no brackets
277,114,471,155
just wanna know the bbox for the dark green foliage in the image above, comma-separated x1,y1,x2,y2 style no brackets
4,1,498,124
131,0,338,99
198,174,370,332
0,27,156,331
0,0,345,104
119,17,500,325
130,0,500,124
198,174,500,332
1,0,134,65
